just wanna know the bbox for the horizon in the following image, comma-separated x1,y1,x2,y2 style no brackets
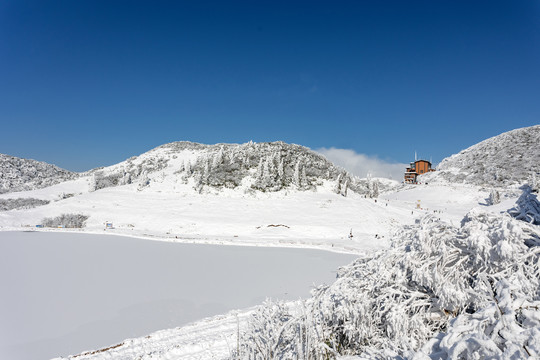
1,1,539,173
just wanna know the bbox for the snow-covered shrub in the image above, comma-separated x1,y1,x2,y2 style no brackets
41,213,89,228
236,189,540,359
486,189,500,205
93,171,124,190
413,279,540,359
508,185,540,225
0,198,50,211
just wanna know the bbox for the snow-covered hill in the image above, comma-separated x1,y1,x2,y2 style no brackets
421,125,540,187
0,154,77,194
87,141,386,196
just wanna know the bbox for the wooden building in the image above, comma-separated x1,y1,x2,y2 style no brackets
404,159,435,183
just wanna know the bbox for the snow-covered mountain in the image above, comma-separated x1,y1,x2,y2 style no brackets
0,154,78,194
421,125,540,187
87,141,384,196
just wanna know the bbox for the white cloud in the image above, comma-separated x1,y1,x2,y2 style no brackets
316,148,407,181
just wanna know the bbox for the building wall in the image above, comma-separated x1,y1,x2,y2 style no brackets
415,160,431,174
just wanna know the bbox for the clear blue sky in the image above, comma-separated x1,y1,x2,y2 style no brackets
1,1,539,172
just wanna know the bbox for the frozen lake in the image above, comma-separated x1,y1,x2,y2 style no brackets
0,231,356,360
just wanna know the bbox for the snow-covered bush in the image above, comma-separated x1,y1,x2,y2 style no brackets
486,189,500,205
41,213,89,228
0,198,50,211
508,185,540,225
236,189,540,359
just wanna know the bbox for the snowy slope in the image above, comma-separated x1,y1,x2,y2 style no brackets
421,125,540,187
0,154,77,194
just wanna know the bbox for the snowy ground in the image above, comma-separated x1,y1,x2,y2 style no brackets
0,180,498,254
0,180,511,360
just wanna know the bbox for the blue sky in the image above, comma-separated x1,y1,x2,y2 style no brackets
1,1,539,172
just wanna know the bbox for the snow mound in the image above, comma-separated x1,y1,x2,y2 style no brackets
236,188,540,359
0,154,77,194
421,125,540,187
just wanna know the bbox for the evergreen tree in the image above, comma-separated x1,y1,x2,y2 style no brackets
372,180,379,198
256,158,264,181
293,161,302,188
301,166,308,189
213,147,224,168
277,159,285,183
341,179,349,197
89,174,97,192
334,173,343,194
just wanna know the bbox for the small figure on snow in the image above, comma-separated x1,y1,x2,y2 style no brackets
348,229,353,240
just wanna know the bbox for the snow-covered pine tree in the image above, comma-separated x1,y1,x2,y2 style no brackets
89,173,97,192
341,179,349,197
372,180,379,198
262,158,272,189
212,147,224,168
203,158,210,182
256,158,264,181
293,160,302,189
301,166,308,189
277,159,285,183
334,173,343,194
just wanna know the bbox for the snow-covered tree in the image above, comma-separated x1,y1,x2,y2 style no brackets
89,174,97,192
256,158,264,181
137,171,150,191
293,160,302,189
334,173,343,194
301,166,308,189
341,179,348,197
531,172,538,193
371,180,379,198
212,147,224,168
277,159,284,182
487,188,501,205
